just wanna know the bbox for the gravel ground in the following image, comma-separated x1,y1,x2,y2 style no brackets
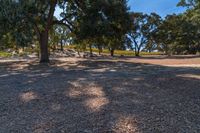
0,56,200,133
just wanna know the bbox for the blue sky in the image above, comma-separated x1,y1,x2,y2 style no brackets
128,0,186,18
55,0,186,19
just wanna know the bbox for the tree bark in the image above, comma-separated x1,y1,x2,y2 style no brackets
135,50,140,56
89,44,93,57
39,31,49,63
38,0,56,63
98,45,102,55
60,40,63,51
135,47,140,56
110,49,114,56
98,49,101,55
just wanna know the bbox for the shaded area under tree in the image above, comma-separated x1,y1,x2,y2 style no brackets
0,58,200,132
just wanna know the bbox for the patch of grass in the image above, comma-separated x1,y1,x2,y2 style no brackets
65,45,161,56
139,51,162,56
89,48,161,56
0,51,12,57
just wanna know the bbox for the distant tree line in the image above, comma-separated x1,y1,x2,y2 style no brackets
0,0,200,62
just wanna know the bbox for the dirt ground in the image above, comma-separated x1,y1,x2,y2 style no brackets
0,55,200,133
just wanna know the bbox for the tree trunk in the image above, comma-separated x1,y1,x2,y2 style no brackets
98,49,101,55
39,31,49,63
135,51,139,56
134,47,138,56
60,40,63,51
110,49,114,56
135,48,140,57
197,43,200,54
148,49,151,53
89,44,93,57
136,50,140,56
98,45,102,55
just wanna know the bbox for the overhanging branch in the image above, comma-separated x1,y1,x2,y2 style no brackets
53,20,73,32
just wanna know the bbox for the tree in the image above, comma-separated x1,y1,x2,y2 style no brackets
156,13,199,55
75,0,130,56
0,0,79,63
144,13,162,53
1,0,131,60
177,0,199,8
0,1,34,50
50,25,70,51
129,13,150,56
57,25,70,51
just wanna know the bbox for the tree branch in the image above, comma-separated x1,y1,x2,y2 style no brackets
53,20,73,32
46,0,57,29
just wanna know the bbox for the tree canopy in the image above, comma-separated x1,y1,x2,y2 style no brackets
0,0,200,60
0,0,131,61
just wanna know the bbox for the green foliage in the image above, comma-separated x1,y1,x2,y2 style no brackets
128,12,161,56
0,0,132,60
74,0,131,55
0,51,12,57
151,0,200,55
0,0,35,47
1,0,200,60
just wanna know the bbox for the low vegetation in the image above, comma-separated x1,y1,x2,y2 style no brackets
86,48,161,56
0,51,12,57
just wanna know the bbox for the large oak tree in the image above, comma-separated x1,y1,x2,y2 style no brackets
0,0,79,62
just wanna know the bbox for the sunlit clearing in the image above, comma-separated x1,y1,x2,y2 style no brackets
113,115,139,133
86,86,106,97
19,91,38,102
85,97,109,112
177,74,200,80
68,81,82,88
68,90,82,98
67,85,109,112
10,63,29,70
85,86,109,112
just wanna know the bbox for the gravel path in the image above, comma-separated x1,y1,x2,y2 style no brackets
0,56,200,133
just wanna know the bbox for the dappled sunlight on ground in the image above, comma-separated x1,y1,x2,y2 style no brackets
133,77,144,81
33,121,55,133
10,63,29,70
0,56,200,132
86,68,111,72
84,87,109,112
67,83,109,112
50,103,62,111
85,97,109,112
113,115,139,133
68,89,82,98
0,74,10,78
85,86,106,97
68,81,83,88
177,74,200,80
19,91,39,103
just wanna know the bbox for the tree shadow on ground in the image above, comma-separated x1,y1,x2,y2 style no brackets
0,58,200,132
